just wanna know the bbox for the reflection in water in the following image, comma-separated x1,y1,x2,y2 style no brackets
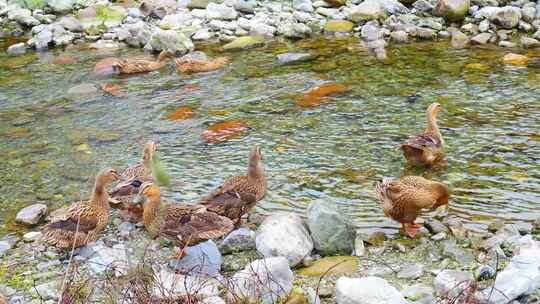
0,38,539,235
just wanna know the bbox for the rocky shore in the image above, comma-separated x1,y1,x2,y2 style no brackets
3,0,540,59
1,200,539,303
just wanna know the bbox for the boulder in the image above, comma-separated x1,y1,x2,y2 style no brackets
169,240,222,277
433,0,470,22
7,42,26,55
15,204,47,225
434,270,474,300
489,236,540,304
227,257,294,304
490,6,522,29
520,36,540,48
206,2,238,20
471,32,491,44
256,213,313,266
47,0,74,13
336,276,407,304
348,0,409,22
306,201,355,255
219,228,256,254
58,16,83,32
147,28,194,54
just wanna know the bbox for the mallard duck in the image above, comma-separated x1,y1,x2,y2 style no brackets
133,182,234,259
109,141,157,222
401,103,444,166
198,145,266,227
375,176,450,238
175,56,230,74
112,51,175,74
42,168,120,249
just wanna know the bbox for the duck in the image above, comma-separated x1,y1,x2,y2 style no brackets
375,176,450,238
175,56,230,74
42,168,120,249
198,145,266,227
133,182,234,259
112,51,175,75
401,103,444,166
109,141,157,222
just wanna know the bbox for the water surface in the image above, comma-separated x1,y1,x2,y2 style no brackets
1,37,539,235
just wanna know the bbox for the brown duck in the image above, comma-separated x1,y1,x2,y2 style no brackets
133,182,234,259
109,141,157,222
198,145,267,227
42,168,120,249
401,103,444,166
113,51,175,74
375,176,450,238
175,56,230,74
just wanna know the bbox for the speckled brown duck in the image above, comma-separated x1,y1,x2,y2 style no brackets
109,141,157,222
175,56,230,74
133,182,234,259
113,51,175,74
375,176,450,238
42,168,119,249
401,103,445,166
198,145,266,227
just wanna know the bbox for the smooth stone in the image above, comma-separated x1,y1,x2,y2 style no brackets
7,42,26,55
425,219,448,234
306,200,355,255
206,2,238,20
219,227,256,254
0,241,11,256
433,0,470,22
520,36,540,48
226,257,293,304
475,265,495,281
23,231,42,242
47,0,74,13
297,256,358,277
233,0,255,13
324,20,354,32
276,52,314,64
222,35,264,50
16,204,48,225
293,0,314,12
471,32,491,44
499,41,517,48
353,235,366,256
348,0,409,22
361,22,382,41
336,276,407,304
450,30,469,48
58,16,82,32
413,0,433,12
256,213,313,266
490,6,522,29
169,240,222,277
503,53,528,65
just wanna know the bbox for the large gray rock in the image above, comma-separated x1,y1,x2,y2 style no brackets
169,240,222,277
306,200,355,255
58,16,82,32
336,276,407,304
7,42,26,55
206,2,238,20
488,236,540,304
7,7,39,26
471,32,491,44
293,0,314,12
490,6,522,29
226,257,294,304
47,0,74,13
434,270,474,300
219,228,255,254
348,0,409,22
15,204,47,225
433,0,470,22
256,213,313,266
147,28,194,54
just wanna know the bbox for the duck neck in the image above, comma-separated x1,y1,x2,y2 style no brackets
143,195,161,229
90,177,110,211
247,160,265,183
426,110,442,141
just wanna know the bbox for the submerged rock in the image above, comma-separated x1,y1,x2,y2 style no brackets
277,52,314,64
16,203,48,225
336,276,407,304
298,256,358,277
306,200,355,255
324,20,354,33
227,257,294,304
222,35,264,50
256,213,313,266
503,53,528,66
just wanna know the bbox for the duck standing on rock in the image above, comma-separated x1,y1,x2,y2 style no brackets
375,176,450,238
112,50,175,74
401,103,445,167
109,141,157,222
198,145,267,227
133,182,234,259
42,168,119,249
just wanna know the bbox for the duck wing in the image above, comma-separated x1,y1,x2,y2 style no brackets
199,176,257,218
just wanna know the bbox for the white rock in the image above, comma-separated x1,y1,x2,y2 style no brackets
489,236,540,304
160,13,193,29
256,213,313,266
348,0,409,22
250,22,276,37
7,42,26,55
206,2,238,20
154,269,219,299
193,28,213,40
336,276,408,304
84,243,129,276
147,28,194,54
16,204,47,225
226,257,293,304
434,270,474,300
293,0,314,13
0,241,11,256
23,231,42,242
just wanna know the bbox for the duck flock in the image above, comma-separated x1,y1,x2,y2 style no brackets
41,100,449,258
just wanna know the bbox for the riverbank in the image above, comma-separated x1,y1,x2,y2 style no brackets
1,201,539,303
2,0,540,59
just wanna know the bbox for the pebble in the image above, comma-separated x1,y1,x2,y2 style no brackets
16,204,48,225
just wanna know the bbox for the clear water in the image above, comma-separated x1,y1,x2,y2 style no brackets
1,37,539,235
